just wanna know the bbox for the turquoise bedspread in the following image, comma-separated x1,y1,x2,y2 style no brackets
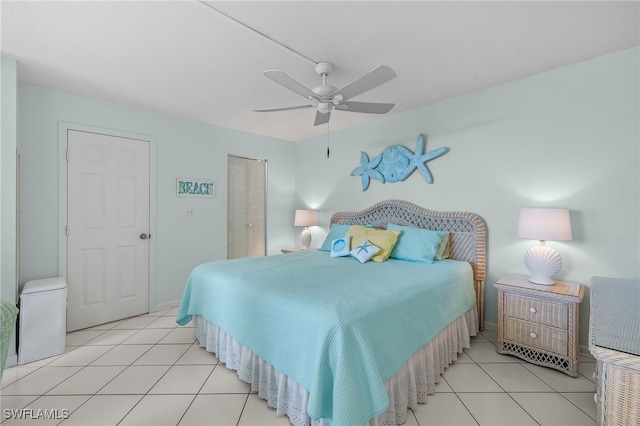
177,250,475,426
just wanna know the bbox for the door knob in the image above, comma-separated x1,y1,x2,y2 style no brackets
140,233,149,240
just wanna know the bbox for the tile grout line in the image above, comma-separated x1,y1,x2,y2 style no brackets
110,315,212,425
104,323,191,425
39,323,168,425
173,343,220,426
474,332,597,425
4,314,181,425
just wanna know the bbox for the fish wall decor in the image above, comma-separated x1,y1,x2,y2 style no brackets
351,134,449,191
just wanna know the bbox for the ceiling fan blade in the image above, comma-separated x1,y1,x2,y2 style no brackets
330,65,396,101
253,105,314,113
263,70,318,100
314,110,331,126
334,101,395,114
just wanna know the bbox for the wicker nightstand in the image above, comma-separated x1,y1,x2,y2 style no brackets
494,273,584,377
589,276,640,426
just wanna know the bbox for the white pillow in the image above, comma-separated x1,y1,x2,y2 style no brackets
330,236,351,258
350,240,381,263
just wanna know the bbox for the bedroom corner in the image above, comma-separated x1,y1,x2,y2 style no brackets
293,47,640,345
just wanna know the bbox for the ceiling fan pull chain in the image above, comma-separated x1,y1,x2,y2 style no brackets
327,122,331,158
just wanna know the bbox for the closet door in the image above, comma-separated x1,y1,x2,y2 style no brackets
227,155,266,259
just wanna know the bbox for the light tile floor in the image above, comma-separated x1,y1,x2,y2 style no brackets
1,308,598,425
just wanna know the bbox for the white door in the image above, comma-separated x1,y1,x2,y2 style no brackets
67,130,150,331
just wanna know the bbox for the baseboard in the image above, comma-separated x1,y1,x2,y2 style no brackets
580,344,594,359
4,354,17,369
155,300,180,313
483,321,498,333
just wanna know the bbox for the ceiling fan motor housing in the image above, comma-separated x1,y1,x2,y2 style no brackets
312,85,337,97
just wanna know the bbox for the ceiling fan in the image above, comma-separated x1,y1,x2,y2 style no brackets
253,62,397,126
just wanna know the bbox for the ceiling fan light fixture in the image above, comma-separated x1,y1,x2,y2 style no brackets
317,102,332,114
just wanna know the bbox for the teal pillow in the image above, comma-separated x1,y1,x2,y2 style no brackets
387,223,447,263
319,224,352,251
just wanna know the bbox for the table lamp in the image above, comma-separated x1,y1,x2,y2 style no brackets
294,209,318,249
517,208,572,285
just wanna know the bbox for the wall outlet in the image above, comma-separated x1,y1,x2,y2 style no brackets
186,208,194,217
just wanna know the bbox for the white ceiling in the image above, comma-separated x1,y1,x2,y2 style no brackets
2,1,638,142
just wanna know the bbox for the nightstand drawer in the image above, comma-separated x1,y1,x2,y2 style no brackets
504,293,568,329
504,317,568,356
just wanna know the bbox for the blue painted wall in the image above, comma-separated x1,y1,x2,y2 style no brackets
294,47,640,342
5,47,638,351
16,83,296,309
1,57,18,363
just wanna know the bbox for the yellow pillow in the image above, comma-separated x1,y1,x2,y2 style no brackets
346,225,401,262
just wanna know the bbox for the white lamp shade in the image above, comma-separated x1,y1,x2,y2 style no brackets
294,209,318,227
517,208,572,241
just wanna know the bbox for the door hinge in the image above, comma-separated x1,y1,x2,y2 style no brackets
66,150,70,161
66,225,69,236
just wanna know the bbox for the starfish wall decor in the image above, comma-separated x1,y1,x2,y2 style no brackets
350,134,449,191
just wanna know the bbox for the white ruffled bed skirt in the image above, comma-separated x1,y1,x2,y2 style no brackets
192,307,477,426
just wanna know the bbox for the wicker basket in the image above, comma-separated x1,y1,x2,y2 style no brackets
589,276,640,426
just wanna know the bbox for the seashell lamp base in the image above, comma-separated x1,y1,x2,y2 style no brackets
300,228,312,250
523,244,562,285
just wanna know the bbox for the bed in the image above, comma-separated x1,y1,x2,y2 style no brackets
177,199,487,426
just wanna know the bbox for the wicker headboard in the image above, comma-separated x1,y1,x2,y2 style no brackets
329,199,487,329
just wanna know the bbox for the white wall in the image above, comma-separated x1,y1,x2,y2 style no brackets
17,83,296,308
294,47,640,344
